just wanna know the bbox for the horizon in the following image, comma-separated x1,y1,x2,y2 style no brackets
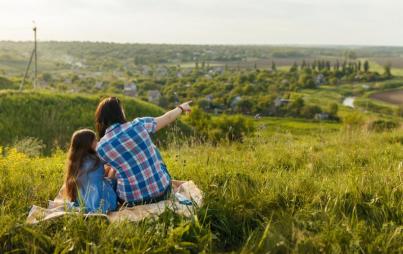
1,0,402,46
1,40,403,48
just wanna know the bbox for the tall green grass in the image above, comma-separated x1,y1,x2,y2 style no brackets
1,127,402,253
0,90,191,153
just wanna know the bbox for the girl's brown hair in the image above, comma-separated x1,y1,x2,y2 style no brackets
95,97,127,139
64,129,99,201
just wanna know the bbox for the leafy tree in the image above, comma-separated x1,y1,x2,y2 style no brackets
333,61,340,71
363,60,370,73
383,64,392,77
344,50,357,60
287,97,304,116
329,103,338,116
235,98,254,114
257,95,276,114
197,98,211,111
42,73,52,82
289,62,298,72
301,60,307,69
298,74,315,88
271,62,277,72
301,105,322,118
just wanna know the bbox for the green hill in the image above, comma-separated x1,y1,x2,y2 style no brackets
0,76,17,89
0,90,191,153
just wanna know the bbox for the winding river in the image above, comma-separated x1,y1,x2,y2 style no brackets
342,97,355,108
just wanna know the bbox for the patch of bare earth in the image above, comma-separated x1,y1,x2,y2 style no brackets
369,90,403,105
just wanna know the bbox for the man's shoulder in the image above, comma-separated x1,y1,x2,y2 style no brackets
96,136,111,153
129,118,144,127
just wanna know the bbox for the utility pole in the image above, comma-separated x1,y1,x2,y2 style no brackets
34,25,37,88
20,23,37,90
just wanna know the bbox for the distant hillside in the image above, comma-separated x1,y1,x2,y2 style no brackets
0,90,191,153
2,41,403,74
0,76,17,89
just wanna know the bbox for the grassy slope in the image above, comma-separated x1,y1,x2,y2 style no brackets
0,90,190,152
0,119,402,253
0,60,402,252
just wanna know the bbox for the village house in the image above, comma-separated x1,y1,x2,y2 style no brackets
94,81,104,90
124,82,137,97
155,66,168,77
141,65,152,75
314,113,330,121
148,90,161,104
204,74,213,80
274,97,290,107
113,70,124,77
208,67,224,75
230,96,242,108
205,95,213,102
315,74,326,87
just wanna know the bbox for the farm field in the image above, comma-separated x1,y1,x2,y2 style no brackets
367,59,403,77
372,56,403,71
369,90,403,105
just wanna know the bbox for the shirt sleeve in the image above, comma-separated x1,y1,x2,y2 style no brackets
137,117,157,134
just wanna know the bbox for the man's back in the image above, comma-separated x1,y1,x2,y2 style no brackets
96,117,171,203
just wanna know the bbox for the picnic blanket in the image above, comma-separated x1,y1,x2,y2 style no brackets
27,180,203,224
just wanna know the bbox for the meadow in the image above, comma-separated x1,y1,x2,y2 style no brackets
0,118,402,253
0,42,402,253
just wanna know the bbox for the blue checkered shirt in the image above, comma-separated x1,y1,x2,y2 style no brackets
96,117,171,203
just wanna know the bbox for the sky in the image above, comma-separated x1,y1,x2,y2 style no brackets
0,0,402,46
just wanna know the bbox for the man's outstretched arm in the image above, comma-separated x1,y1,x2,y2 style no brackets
155,101,192,131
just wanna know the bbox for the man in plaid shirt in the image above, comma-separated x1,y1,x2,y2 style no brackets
95,97,191,205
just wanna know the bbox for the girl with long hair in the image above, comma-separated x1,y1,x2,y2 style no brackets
64,129,117,213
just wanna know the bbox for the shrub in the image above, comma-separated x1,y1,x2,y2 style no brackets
211,115,255,142
13,137,45,157
397,105,403,118
368,119,400,132
0,76,17,89
184,107,255,143
343,112,366,130
300,105,322,119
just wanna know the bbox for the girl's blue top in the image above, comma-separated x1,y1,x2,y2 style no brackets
75,156,117,213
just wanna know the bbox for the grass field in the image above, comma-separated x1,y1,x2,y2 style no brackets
371,57,403,76
367,59,403,77
1,118,402,253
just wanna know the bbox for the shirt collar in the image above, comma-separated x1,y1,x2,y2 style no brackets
105,123,119,134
